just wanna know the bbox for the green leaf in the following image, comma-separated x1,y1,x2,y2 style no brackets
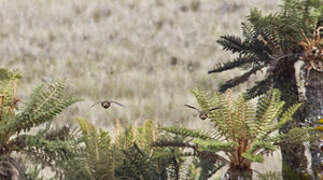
193,139,236,153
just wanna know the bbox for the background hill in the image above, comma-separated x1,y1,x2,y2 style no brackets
0,0,282,177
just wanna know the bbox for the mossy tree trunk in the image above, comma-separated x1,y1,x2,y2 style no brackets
305,70,323,180
273,61,309,179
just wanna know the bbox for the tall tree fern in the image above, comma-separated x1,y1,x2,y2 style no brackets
208,0,322,178
154,88,316,180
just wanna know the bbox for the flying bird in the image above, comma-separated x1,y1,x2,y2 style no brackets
91,100,125,109
184,104,221,120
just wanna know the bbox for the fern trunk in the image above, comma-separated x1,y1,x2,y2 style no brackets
305,70,323,180
274,62,309,179
225,166,253,180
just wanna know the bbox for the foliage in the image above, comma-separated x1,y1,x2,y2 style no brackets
59,118,178,180
209,0,322,97
153,88,313,178
208,0,322,178
256,171,283,180
0,68,80,179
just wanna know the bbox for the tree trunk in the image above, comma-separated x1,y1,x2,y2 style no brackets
225,166,253,180
305,69,323,180
274,61,309,179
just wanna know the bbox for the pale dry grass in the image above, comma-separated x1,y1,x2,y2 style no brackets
0,0,282,178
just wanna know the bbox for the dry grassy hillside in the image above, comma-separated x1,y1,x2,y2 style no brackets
0,0,279,128
0,0,284,177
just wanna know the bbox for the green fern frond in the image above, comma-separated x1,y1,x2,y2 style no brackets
13,134,76,167
278,103,302,126
153,148,183,160
161,127,214,140
152,140,195,149
261,103,302,139
77,117,97,137
121,143,161,180
193,139,236,153
135,120,156,152
242,152,264,163
242,140,276,163
8,80,81,133
192,88,213,111
252,89,284,138
0,68,21,82
271,127,317,145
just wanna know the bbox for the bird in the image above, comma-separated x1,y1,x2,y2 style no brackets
184,104,221,120
91,100,125,109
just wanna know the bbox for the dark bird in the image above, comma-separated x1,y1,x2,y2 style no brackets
91,100,125,109
184,104,221,120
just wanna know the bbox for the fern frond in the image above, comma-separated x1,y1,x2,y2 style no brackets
242,140,276,163
271,127,318,145
217,35,249,55
77,117,97,138
219,65,265,92
160,127,214,140
261,103,302,139
278,103,302,126
208,55,258,73
193,139,236,153
194,158,226,180
121,143,161,180
251,89,284,138
192,88,212,111
245,75,273,99
13,134,76,167
7,80,81,133
152,140,195,149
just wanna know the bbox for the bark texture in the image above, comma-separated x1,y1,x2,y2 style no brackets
274,61,309,179
305,69,323,180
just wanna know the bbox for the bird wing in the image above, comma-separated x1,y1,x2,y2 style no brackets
207,107,222,112
90,101,102,108
184,104,199,112
110,100,125,107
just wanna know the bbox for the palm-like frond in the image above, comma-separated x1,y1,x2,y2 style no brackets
2,80,81,134
219,65,265,92
155,88,310,174
0,69,81,179
208,55,259,73
161,127,215,140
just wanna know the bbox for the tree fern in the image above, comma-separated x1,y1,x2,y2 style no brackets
208,0,322,177
154,88,313,179
0,68,80,179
